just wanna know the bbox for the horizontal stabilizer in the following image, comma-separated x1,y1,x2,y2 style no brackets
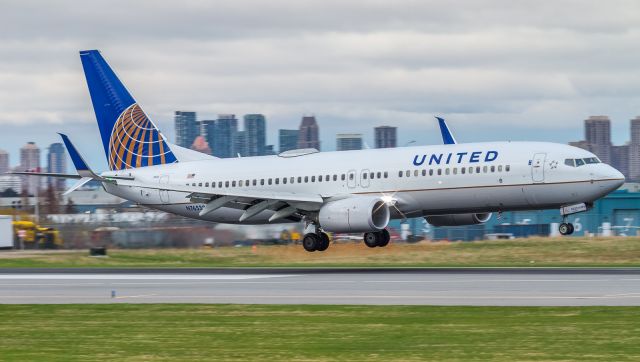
58,133,103,180
63,177,93,196
8,171,81,179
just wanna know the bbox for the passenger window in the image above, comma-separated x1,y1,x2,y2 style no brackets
260,179,265,185
406,170,411,177
414,170,418,177
283,178,288,184
212,182,216,188
461,167,466,174
305,176,309,183
490,166,495,172
377,172,381,179
318,175,323,182
506,165,510,172
341,174,346,181
225,181,230,187
326,175,331,181
218,182,223,188
384,172,388,178
276,178,281,185
333,175,338,181
483,166,488,173
239,180,243,187
498,165,503,172
469,167,473,174
311,176,315,182
232,181,236,187
370,172,374,179
349,173,354,180
476,166,481,173
246,180,249,186
252,180,257,186
453,168,457,175
429,169,434,176
298,176,302,183
422,169,426,176
363,173,368,180
398,171,403,177
268,178,273,185
192,183,196,186
445,168,450,175
205,182,209,187
198,182,202,187
437,169,442,175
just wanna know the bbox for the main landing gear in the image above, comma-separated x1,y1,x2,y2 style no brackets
302,230,330,252
363,229,390,248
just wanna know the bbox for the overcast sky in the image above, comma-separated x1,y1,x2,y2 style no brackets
1,0,640,169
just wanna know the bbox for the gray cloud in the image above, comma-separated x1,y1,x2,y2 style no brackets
0,0,639,168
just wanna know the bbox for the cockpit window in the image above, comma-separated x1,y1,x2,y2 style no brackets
566,157,600,167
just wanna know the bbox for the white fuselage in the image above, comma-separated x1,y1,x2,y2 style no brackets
100,141,624,225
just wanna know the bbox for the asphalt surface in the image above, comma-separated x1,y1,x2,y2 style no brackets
0,268,639,306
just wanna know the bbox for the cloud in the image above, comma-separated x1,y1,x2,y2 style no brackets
0,0,639,165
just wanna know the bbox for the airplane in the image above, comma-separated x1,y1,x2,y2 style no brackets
11,50,625,252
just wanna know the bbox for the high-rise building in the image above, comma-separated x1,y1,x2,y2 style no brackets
0,175,21,194
0,149,9,175
279,129,299,153
234,131,248,157
584,116,611,164
200,119,216,154
20,142,40,195
190,136,212,155
629,116,640,181
47,142,66,190
244,114,266,156
213,114,238,158
612,145,630,179
297,116,320,150
336,134,363,151
374,126,397,148
174,111,199,148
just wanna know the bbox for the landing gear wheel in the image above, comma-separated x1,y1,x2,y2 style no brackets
559,223,574,236
302,233,319,252
378,229,390,247
317,232,330,251
363,232,379,248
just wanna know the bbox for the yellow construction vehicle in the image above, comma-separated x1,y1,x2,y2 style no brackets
12,221,63,249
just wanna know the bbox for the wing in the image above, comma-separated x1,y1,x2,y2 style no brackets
140,182,324,223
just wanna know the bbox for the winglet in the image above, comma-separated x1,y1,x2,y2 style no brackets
435,116,457,145
58,133,102,180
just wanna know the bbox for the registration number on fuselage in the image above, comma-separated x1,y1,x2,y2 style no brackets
186,204,205,212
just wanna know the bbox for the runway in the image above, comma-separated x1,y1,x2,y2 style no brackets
0,268,639,306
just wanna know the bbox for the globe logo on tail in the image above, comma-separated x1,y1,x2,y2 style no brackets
108,103,177,170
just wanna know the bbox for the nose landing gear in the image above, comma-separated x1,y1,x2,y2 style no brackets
558,222,574,235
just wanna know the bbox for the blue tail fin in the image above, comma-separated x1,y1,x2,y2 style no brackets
79,50,177,170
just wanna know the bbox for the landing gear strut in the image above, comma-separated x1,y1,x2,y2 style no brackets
558,203,589,236
363,229,390,248
302,226,330,252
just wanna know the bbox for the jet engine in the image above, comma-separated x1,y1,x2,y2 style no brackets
319,196,390,233
425,213,492,226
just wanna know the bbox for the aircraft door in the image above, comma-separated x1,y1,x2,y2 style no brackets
360,169,370,188
531,153,546,183
347,169,357,189
159,175,170,204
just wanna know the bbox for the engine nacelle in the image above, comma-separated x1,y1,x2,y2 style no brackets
319,196,390,233
425,213,492,227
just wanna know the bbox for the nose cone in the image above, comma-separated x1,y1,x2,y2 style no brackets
598,165,625,193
